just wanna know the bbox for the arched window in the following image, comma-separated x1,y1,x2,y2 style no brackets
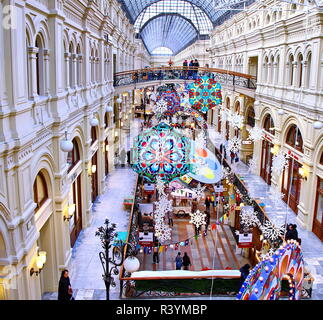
104,112,109,128
263,114,275,135
320,151,323,165
35,35,44,96
67,139,81,172
263,56,269,82
91,126,97,145
275,55,280,83
76,44,81,86
33,172,48,212
269,55,274,83
297,54,303,88
235,101,240,114
226,97,230,110
266,14,270,25
246,107,255,127
305,52,312,88
90,49,94,82
286,125,304,152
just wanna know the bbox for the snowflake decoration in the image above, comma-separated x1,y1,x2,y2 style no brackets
271,151,289,175
155,195,172,216
247,126,263,142
189,210,207,228
154,223,172,243
261,220,285,241
221,166,231,179
228,137,242,153
220,107,228,122
212,131,226,144
153,99,168,115
248,157,258,174
228,112,244,129
240,207,260,228
269,185,285,208
192,183,206,202
155,176,166,196
194,131,207,150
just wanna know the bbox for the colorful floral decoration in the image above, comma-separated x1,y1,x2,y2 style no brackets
156,85,182,116
237,241,304,300
187,76,222,114
131,122,192,183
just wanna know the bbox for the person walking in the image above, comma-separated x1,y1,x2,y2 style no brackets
175,252,183,270
188,60,194,78
182,252,191,270
194,59,200,78
167,210,174,227
230,151,235,164
58,270,74,300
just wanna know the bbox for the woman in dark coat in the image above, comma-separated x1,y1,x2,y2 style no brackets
285,224,299,241
58,270,73,300
182,252,191,270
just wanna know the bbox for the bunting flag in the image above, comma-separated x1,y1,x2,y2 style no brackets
211,224,217,230
159,246,164,253
194,235,199,241
175,243,179,250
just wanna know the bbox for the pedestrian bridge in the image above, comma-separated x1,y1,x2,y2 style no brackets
114,66,257,98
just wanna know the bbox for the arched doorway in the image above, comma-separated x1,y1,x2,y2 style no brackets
313,151,323,240
282,124,304,214
67,139,83,247
260,114,275,185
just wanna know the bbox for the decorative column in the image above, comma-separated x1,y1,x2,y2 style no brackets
72,53,78,88
78,54,83,86
292,61,298,87
43,49,50,96
64,52,70,89
28,46,39,98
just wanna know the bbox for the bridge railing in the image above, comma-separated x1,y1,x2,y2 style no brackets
114,66,257,90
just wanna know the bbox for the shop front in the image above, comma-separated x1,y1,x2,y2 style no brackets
312,177,323,241
260,139,273,185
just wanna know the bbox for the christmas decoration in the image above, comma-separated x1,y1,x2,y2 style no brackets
187,76,222,114
153,99,168,116
154,223,172,243
247,126,263,142
189,210,207,229
248,157,258,174
228,137,242,153
240,206,260,228
192,183,206,202
228,112,244,129
155,176,166,196
271,151,289,176
131,122,191,183
261,220,285,241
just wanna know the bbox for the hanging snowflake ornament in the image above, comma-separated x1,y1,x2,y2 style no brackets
228,112,244,129
189,210,207,229
271,151,289,175
261,220,285,241
155,195,173,216
219,107,228,122
192,183,206,202
247,126,263,142
248,157,258,174
228,137,242,153
153,99,168,116
240,206,260,228
155,176,166,196
269,185,285,208
221,166,231,179
194,130,207,151
154,223,172,243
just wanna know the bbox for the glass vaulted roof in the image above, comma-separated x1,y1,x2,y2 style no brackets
118,0,255,55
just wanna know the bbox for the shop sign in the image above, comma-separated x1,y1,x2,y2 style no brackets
139,232,154,246
144,183,155,194
238,233,253,248
214,186,224,193
242,140,253,145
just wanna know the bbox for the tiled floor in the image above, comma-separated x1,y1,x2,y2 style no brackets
210,128,323,300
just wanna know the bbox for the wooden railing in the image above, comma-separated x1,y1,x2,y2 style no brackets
114,66,257,90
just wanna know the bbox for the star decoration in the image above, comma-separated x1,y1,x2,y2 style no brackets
189,210,207,228
228,137,242,153
247,126,263,142
271,151,289,175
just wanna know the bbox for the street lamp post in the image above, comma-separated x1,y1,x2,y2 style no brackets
95,219,138,300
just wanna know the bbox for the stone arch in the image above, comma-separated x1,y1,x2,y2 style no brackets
281,116,305,152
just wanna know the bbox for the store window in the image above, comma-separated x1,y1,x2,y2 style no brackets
246,107,255,127
263,114,275,135
67,139,80,173
286,124,304,153
33,172,48,212
104,112,109,129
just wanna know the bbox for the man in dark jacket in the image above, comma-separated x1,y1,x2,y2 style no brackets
182,252,191,270
285,224,299,241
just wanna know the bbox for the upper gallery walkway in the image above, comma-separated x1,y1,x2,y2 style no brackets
114,67,257,98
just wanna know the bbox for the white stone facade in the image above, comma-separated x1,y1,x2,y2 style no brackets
209,0,323,231
0,0,137,300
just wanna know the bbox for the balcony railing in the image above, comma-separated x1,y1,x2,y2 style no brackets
114,66,257,90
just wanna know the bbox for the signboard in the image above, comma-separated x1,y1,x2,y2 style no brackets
139,232,154,246
242,140,253,145
238,233,253,248
144,183,155,194
214,186,227,193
